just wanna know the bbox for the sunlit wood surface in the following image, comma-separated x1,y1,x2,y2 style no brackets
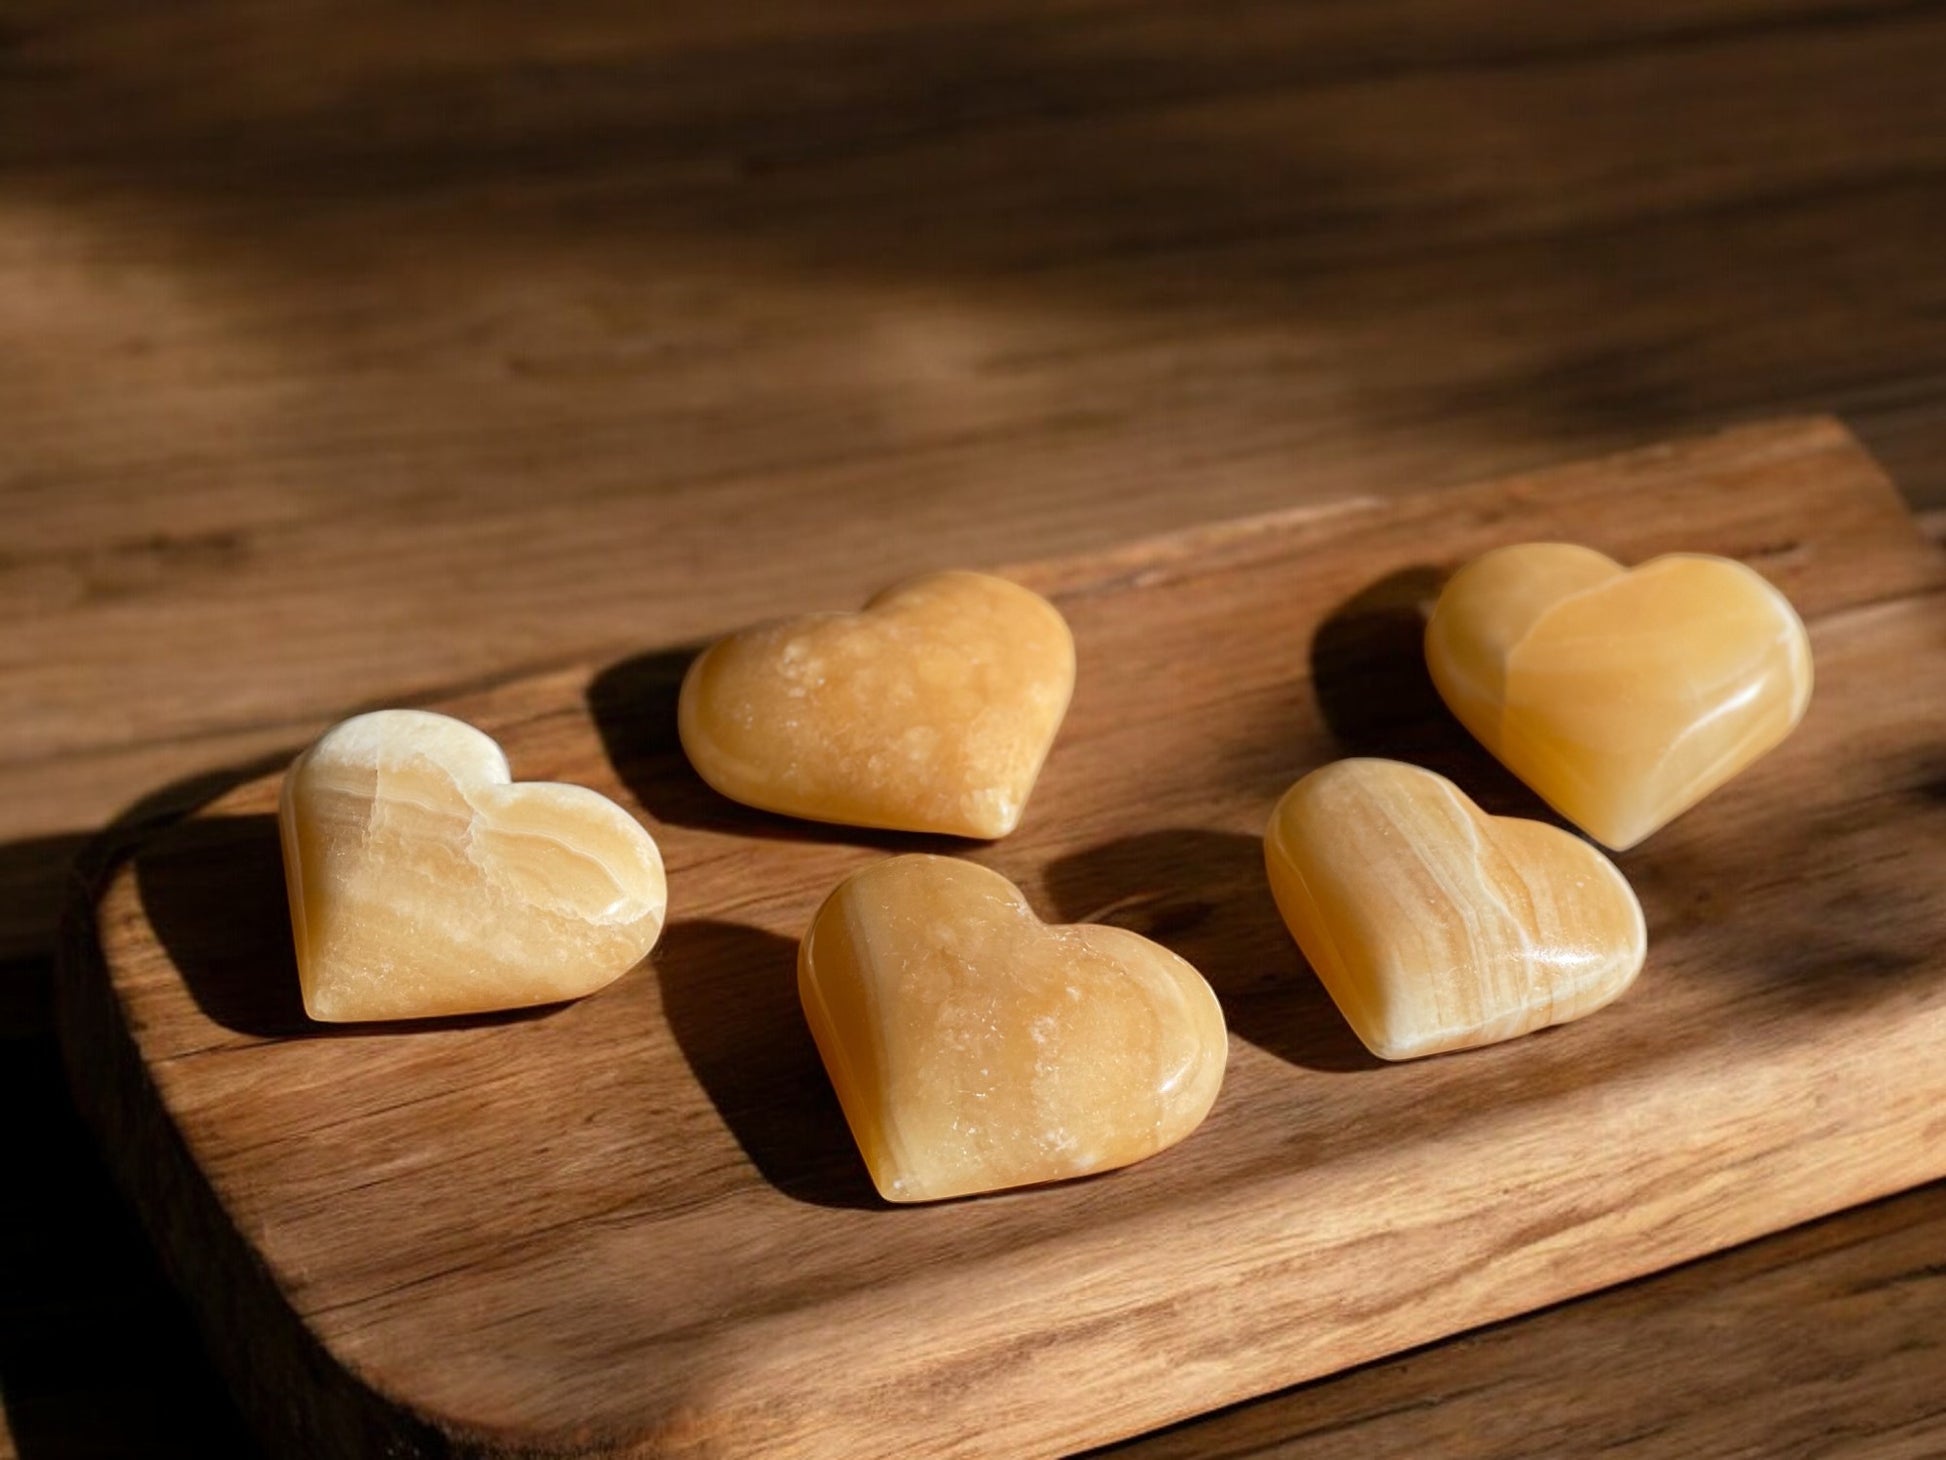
5,2,1946,1453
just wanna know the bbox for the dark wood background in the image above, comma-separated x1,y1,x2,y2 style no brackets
4,1,1944,1454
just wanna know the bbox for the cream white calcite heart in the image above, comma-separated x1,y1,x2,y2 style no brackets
279,710,666,1022
799,855,1228,1202
1265,758,1646,1060
1425,543,1814,849
678,571,1074,838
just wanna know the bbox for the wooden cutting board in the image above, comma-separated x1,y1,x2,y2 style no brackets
59,418,1946,1459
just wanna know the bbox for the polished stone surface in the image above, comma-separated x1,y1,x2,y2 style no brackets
1265,758,1646,1061
280,709,666,1021
799,854,1227,1202
1425,544,1813,850
679,571,1074,838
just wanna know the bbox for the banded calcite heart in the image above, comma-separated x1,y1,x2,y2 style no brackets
679,571,1074,838
279,710,666,1022
1264,758,1645,1060
799,855,1227,1202
1425,543,1813,849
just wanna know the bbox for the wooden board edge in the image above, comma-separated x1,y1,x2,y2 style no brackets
52,414,1942,1458
997,414,1903,597
59,810,603,1456
53,824,467,1457
145,416,1911,787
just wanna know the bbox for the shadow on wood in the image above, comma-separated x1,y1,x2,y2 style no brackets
133,815,305,1038
1308,564,1567,824
1041,829,1380,1075
0,833,91,977
0,827,259,1459
0,999,262,1459
133,813,572,1041
0,816,282,1454
652,918,880,1209
582,645,712,826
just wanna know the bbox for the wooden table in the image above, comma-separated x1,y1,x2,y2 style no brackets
4,2,1944,1453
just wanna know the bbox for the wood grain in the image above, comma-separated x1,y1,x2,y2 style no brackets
59,420,1946,1457
8,0,1946,862
1099,1179,1946,1460
11,3,1946,1449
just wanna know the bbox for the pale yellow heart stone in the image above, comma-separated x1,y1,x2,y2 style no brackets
679,571,1074,839
799,855,1228,1202
1425,543,1813,849
1265,758,1645,1061
279,710,667,1022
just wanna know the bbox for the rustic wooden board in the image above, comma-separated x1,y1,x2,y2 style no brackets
59,418,1946,1458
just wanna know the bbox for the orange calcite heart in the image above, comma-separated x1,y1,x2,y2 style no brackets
1425,543,1813,849
1265,758,1645,1060
679,571,1074,838
799,855,1228,1202
279,710,667,1022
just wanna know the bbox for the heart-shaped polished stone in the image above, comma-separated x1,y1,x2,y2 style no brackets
279,710,667,1022
799,855,1227,1202
1425,543,1813,849
679,571,1074,839
1265,758,1645,1060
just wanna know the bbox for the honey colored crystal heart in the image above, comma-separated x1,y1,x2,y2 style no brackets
279,710,667,1022
1424,543,1813,850
1265,759,1645,1061
799,855,1228,1202
679,571,1074,839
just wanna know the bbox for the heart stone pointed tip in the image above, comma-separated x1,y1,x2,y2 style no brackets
799,855,1228,1202
678,571,1075,839
1425,543,1814,849
1265,758,1646,1061
279,709,667,1022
